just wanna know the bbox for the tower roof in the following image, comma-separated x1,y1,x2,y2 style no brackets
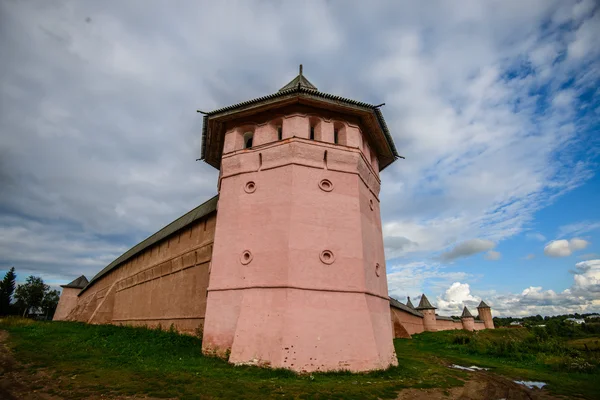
406,296,415,309
61,275,89,289
199,65,401,171
389,297,423,317
461,306,474,318
279,65,318,91
416,294,436,310
477,300,490,309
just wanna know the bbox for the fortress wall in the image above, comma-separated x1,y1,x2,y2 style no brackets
53,287,81,321
390,307,424,337
473,321,486,331
65,212,217,334
391,307,490,338
436,319,462,331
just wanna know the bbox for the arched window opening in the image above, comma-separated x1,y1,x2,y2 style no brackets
310,127,315,140
334,129,339,144
243,132,254,149
277,126,282,141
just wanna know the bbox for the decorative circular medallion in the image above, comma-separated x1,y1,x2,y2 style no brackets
369,199,374,210
240,250,253,265
375,263,381,277
318,179,333,192
319,250,335,265
244,181,256,194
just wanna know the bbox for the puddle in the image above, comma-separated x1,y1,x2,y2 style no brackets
514,381,546,389
449,364,489,371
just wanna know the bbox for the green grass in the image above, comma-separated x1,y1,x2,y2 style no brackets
2,319,598,399
399,329,600,399
0,318,465,399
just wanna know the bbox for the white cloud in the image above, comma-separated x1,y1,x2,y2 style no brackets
434,259,600,317
377,0,598,263
544,238,590,257
558,221,600,238
526,232,546,241
438,239,496,262
437,282,480,315
485,250,501,261
579,253,600,260
0,0,598,310
386,261,471,301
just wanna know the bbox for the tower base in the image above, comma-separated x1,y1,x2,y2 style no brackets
202,287,398,372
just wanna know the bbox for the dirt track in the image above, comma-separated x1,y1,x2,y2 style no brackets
0,330,563,400
395,370,563,400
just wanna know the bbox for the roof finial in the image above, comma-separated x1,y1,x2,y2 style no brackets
299,64,303,77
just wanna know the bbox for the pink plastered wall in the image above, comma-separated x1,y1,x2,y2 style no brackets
391,308,424,336
436,319,463,331
202,130,396,372
53,287,81,321
473,321,486,331
61,213,217,334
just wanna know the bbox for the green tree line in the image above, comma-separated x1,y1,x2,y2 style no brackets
0,267,60,319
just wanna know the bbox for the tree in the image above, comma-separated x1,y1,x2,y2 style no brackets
14,276,49,317
41,290,60,319
0,267,17,316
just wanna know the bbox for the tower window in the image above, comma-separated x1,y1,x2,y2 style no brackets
334,129,339,144
310,127,315,140
243,132,254,149
277,126,282,141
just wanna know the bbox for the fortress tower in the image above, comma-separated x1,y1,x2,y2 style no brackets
416,293,437,331
477,300,495,329
53,275,88,321
199,66,400,372
460,306,475,331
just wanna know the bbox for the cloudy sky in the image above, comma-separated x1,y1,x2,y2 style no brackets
1,0,599,317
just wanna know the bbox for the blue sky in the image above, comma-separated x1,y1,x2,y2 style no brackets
0,0,599,317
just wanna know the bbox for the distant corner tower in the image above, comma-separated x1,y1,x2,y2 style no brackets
477,300,495,329
199,65,401,372
416,293,437,331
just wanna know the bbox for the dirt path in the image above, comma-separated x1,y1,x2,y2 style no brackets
396,369,564,400
0,330,565,400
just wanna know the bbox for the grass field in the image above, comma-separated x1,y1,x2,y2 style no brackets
406,329,600,399
1,318,598,399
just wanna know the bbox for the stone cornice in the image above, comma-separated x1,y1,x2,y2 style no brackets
220,138,381,197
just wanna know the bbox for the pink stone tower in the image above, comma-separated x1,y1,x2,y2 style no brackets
477,300,495,329
416,293,437,332
460,306,475,331
199,66,400,372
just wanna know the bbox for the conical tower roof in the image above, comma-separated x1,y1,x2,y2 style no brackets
461,306,474,318
406,296,415,309
477,300,490,309
279,64,318,92
61,275,88,289
416,294,436,310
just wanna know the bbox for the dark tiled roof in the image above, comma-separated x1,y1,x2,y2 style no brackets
200,70,401,171
279,65,318,91
461,307,474,318
406,296,415,309
416,294,436,310
79,195,219,296
61,275,88,289
435,315,455,321
389,297,424,318
477,300,490,308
